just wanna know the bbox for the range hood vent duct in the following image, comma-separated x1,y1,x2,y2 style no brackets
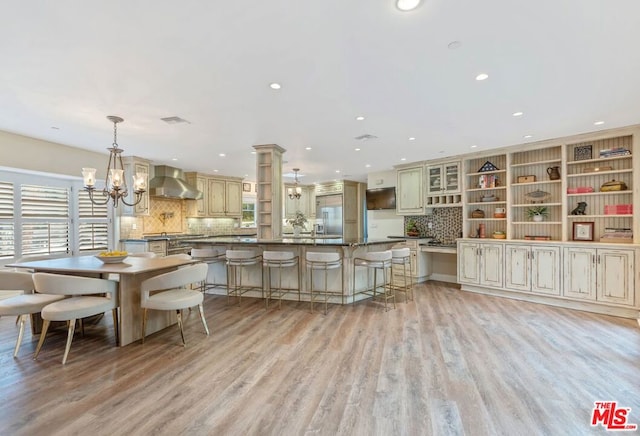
149,165,203,200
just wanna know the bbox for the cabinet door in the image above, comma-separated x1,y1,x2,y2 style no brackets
597,249,635,306
225,181,242,216
426,165,443,195
480,243,503,288
443,161,461,194
208,179,226,216
563,247,597,300
505,245,530,291
195,176,207,216
531,246,561,295
396,167,424,215
458,242,480,284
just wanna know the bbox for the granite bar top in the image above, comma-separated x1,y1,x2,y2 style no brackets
183,237,406,247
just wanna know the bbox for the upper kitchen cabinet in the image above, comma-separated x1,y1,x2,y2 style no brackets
184,172,242,218
283,184,314,219
396,166,424,215
425,161,462,208
120,157,150,216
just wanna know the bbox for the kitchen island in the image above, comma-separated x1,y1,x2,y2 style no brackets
183,237,405,304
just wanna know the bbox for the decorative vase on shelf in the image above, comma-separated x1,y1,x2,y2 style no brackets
293,226,302,237
533,214,544,222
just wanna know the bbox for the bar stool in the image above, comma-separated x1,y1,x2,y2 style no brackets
306,252,342,315
352,250,395,311
226,250,262,305
391,247,413,302
191,248,226,293
262,251,300,309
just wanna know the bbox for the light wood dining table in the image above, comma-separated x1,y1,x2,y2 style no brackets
8,255,197,346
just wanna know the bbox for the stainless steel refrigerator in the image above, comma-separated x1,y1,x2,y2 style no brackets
316,194,343,236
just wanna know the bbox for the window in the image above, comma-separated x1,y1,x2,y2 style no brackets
0,181,15,259
78,190,109,251
21,184,70,256
242,201,256,227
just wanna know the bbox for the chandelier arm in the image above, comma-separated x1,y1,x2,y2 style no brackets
86,188,111,206
119,191,144,207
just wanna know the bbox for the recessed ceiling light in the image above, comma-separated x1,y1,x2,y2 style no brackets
475,73,489,81
355,116,365,121
305,146,312,150
447,41,462,50
251,151,256,154
396,0,421,11
594,120,605,125
470,145,478,148
512,112,524,117
408,137,416,141
335,170,341,173
523,135,533,139
400,158,407,161
219,153,226,157
365,164,371,168
172,158,178,161
244,174,249,177
213,169,219,172
354,148,361,151
269,82,281,90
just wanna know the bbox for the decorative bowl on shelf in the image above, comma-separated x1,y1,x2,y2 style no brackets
492,231,506,239
95,252,128,263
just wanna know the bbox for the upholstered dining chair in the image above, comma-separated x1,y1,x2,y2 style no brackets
140,263,209,346
0,270,64,358
32,273,119,364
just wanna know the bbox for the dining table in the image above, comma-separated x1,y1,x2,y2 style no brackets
8,255,197,346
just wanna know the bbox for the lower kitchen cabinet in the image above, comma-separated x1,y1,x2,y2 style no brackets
122,240,167,257
457,241,503,287
563,247,635,306
505,244,561,295
392,239,430,284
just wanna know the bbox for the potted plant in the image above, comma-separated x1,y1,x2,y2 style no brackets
286,210,308,236
405,219,420,237
526,206,549,222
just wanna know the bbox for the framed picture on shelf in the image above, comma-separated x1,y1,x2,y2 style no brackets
572,221,594,241
574,145,593,161
242,182,252,192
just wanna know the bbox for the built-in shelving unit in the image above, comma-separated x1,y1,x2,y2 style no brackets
254,144,285,239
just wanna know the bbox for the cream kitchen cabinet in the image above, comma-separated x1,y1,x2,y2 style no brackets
185,173,242,218
120,157,150,216
457,241,503,287
563,247,635,306
396,166,424,215
284,184,313,219
505,244,561,295
391,239,430,284
208,178,242,218
426,161,461,195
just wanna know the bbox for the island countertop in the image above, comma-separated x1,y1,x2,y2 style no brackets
182,237,405,247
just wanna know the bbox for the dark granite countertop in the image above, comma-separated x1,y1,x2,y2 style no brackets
183,237,406,247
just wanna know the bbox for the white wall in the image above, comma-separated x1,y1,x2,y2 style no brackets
366,170,403,239
0,130,106,177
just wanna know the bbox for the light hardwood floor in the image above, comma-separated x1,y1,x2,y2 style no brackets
0,282,638,435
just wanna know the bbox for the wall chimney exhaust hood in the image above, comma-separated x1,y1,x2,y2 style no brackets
148,165,203,199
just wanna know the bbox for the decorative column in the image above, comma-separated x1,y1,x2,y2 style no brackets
253,144,286,239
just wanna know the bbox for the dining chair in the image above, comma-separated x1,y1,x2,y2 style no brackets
32,273,119,364
140,263,209,346
0,270,65,358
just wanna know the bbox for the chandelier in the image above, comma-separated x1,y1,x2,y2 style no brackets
287,168,302,200
81,116,147,207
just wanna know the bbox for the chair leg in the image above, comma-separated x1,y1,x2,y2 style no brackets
62,319,76,364
141,308,148,344
14,314,28,358
197,303,209,336
176,309,186,347
112,309,119,346
33,319,51,360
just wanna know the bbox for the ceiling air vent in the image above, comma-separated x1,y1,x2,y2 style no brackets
354,134,377,141
160,116,190,124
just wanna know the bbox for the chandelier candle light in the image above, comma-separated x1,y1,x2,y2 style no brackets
82,116,147,207
288,168,302,200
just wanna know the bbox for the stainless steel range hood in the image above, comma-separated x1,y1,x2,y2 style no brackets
148,165,203,199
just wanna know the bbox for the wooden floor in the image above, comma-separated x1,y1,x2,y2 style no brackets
0,282,638,436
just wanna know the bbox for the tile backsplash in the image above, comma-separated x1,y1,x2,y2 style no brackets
405,208,462,244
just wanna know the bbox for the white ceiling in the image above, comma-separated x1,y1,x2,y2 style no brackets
2,1,640,184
